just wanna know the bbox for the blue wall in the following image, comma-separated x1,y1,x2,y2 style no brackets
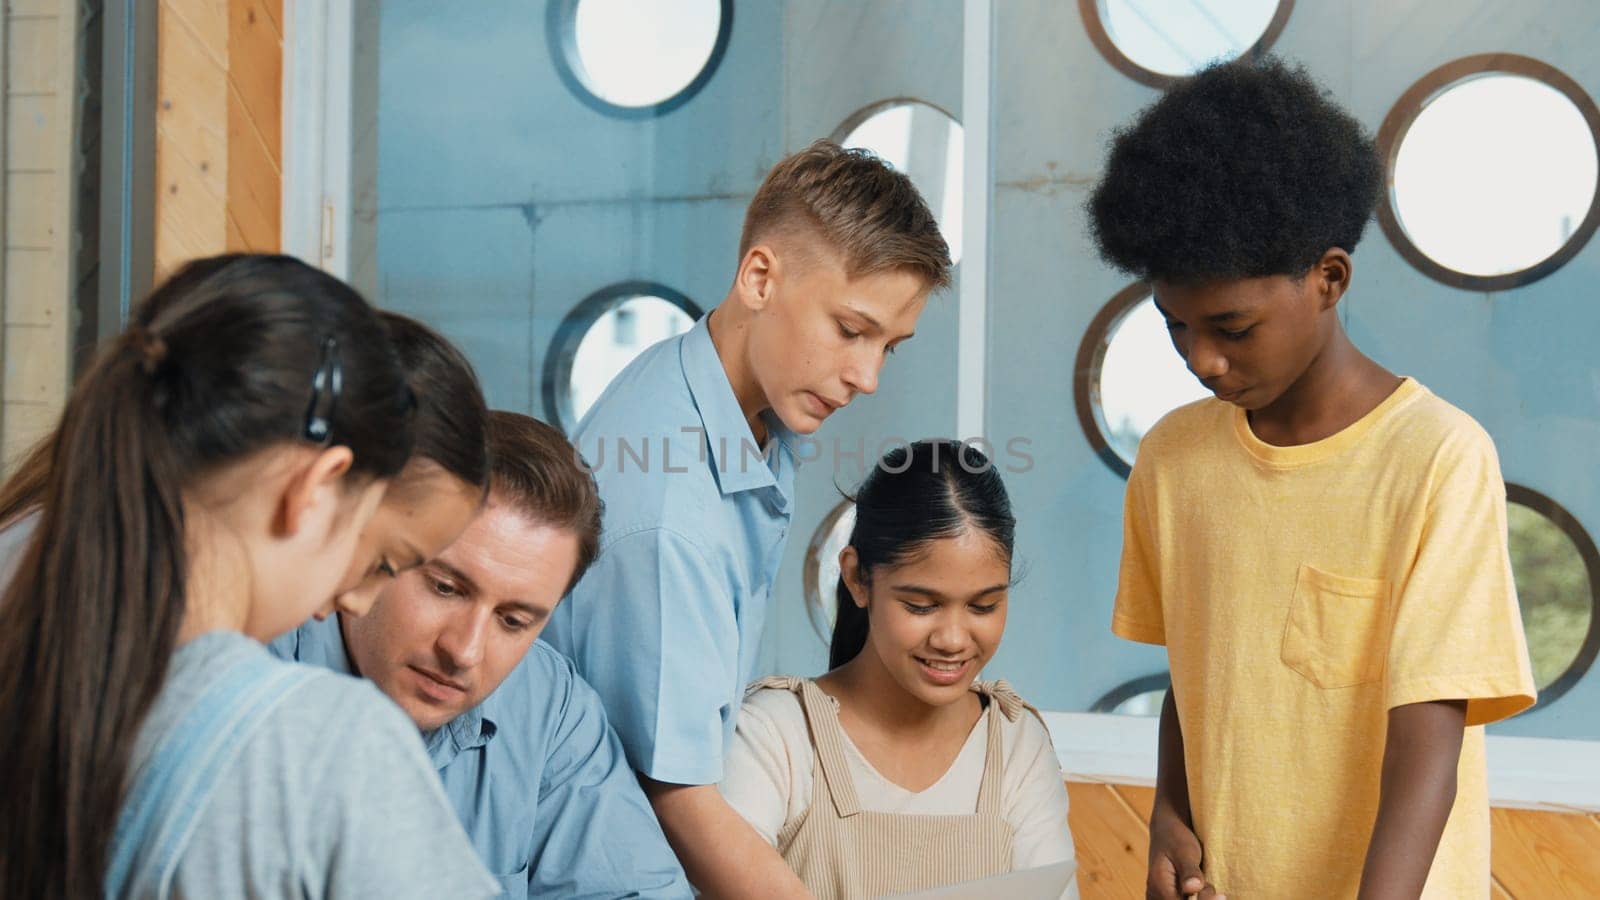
367,0,1600,740
372,0,781,414
986,0,1600,740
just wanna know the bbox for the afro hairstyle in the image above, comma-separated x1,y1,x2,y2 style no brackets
1087,56,1383,284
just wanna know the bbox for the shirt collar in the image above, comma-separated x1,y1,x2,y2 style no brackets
680,315,799,500
291,615,498,765
424,709,497,767
289,615,356,675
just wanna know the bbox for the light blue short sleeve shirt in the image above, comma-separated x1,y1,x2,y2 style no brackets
542,315,798,786
270,619,689,899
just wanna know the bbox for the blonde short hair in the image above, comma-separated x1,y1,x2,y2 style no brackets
739,140,952,290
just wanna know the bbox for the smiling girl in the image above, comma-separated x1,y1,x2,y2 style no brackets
720,440,1076,900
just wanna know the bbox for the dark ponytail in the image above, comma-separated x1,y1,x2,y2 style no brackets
829,440,1016,670
0,254,414,897
0,309,491,523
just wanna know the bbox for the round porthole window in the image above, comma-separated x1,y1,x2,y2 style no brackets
548,0,732,117
543,283,700,431
1506,484,1599,708
1075,284,1212,477
1080,0,1292,88
804,500,856,645
1377,55,1600,290
1090,673,1170,716
834,100,965,264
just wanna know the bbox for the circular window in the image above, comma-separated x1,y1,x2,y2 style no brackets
834,100,965,264
1506,484,1599,708
804,500,856,645
547,0,732,117
543,282,701,431
1090,673,1170,716
1377,55,1600,291
1074,284,1213,477
1080,0,1292,88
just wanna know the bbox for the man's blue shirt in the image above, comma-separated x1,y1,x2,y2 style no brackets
269,618,690,899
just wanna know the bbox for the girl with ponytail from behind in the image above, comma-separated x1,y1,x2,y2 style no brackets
719,440,1078,900
0,254,498,898
0,312,493,638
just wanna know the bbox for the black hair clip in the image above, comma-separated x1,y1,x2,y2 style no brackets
303,337,343,444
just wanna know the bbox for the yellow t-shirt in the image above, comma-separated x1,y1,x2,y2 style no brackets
1112,378,1536,899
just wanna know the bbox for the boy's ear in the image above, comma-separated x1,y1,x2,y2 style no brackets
1316,248,1353,311
278,446,355,539
735,244,779,313
839,546,869,609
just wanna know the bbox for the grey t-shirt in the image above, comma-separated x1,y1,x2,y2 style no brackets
2,511,499,897
124,630,500,899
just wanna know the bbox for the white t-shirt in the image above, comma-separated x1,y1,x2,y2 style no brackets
719,685,1076,874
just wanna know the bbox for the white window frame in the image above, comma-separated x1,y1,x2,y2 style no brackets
281,0,353,279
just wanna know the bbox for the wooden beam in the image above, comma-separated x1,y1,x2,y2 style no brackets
1065,778,1600,899
153,0,281,279
1067,782,1149,900
225,0,281,252
0,1,79,469
1490,805,1600,899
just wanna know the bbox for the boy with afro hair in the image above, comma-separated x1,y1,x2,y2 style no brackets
1090,58,1535,899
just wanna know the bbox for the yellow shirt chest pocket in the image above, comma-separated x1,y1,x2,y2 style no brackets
1281,564,1393,689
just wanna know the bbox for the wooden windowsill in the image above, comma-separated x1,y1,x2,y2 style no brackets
1042,711,1600,814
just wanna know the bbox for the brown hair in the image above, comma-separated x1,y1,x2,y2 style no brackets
0,434,52,529
739,139,952,290
484,411,603,593
0,312,492,526
381,311,490,495
0,254,414,896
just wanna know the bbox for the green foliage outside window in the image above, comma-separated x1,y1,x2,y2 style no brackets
1507,503,1593,691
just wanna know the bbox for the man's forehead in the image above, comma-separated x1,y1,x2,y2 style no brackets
440,503,570,585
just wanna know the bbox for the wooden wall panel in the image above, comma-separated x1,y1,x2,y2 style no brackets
155,0,228,279
4,170,59,249
2,320,68,404
6,94,59,171
1,399,56,470
1066,780,1600,900
6,1,63,15
156,128,227,273
0,2,77,472
2,0,281,469
1067,782,1153,900
154,0,281,279
2,248,58,326
1489,807,1600,899
6,16,60,94
224,0,281,252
